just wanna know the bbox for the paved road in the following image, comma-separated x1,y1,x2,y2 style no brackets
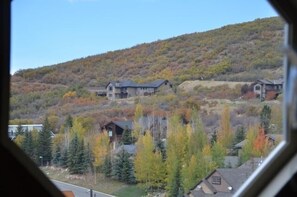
52,180,115,197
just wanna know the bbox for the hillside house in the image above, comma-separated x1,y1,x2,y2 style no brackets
253,79,283,100
106,79,173,100
102,120,133,149
8,124,44,140
187,158,263,197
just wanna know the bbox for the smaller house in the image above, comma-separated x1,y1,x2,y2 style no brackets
8,124,53,140
252,79,283,100
188,158,263,197
102,120,133,149
114,144,136,155
106,79,173,100
234,134,282,156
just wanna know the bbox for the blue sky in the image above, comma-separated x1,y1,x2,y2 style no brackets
11,0,278,74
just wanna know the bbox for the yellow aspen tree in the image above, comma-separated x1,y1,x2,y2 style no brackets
217,105,234,149
166,115,188,196
240,125,258,163
92,132,110,168
134,132,165,190
133,103,144,139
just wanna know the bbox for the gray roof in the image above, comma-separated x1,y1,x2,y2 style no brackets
234,139,247,149
224,156,239,168
189,158,263,197
216,168,253,192
113,120,133,130
115,144,136,155
107,79,168,88
256,79,284,85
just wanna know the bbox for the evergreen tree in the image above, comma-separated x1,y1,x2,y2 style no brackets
112,149,135,184
65,114,73,128
61,148,69,168
156,139,166,161
77,139,87,174
68,133,80,174
103,155,112,178
84,143,94,173
15,124,24,138
22,131,35,161
260,104,272,133
53,145,62,166
210,131,217,147
37,117,53,166
121,126,132,145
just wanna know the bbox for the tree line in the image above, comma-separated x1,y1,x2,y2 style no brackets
14,103,277,196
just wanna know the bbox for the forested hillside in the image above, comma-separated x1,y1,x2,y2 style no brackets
13,17,284,87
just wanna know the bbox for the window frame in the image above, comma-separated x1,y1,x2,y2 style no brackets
235,0,297,196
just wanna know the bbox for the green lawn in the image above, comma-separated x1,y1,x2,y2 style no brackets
113,185,146,197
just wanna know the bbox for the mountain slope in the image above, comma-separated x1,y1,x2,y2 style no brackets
13,17,284,87
10,17,285,123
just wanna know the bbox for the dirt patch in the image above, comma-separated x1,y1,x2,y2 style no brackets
178,80,251,92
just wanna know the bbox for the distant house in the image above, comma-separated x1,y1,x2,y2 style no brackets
8,124,44,140
234,134,282,156
102,120,133,149
252,79,283,100
106,79,173,100
187,158,263,197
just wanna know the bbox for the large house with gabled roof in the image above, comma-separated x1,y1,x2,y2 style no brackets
106,79,173,100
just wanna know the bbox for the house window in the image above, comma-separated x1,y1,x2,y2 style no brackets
255,85,261,91
212,176,221,185
108,130,113,137
109,86,113,91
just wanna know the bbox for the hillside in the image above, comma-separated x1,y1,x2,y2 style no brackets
10,17,285,123
13,17,284,86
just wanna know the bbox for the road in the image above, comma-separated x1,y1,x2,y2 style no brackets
52,180,115,197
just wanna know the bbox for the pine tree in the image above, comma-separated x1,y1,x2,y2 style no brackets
37,117,53,166
233,125,246,145
260,104,272,133
77,139,87,174
53,145,62,166
121,126,132,145
61,148,69,168
112,149,136,184
68,133,81,174
84,143,93,173
15,124,24,138
103,155,112,178
210,131,217,147
22,131,35,161
65,114,73,128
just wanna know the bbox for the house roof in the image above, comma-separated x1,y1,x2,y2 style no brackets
114,144,136,155
112,120,133,130
256,79,284,85
106,79,168,89
216,168,253,192
189,158,263,197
